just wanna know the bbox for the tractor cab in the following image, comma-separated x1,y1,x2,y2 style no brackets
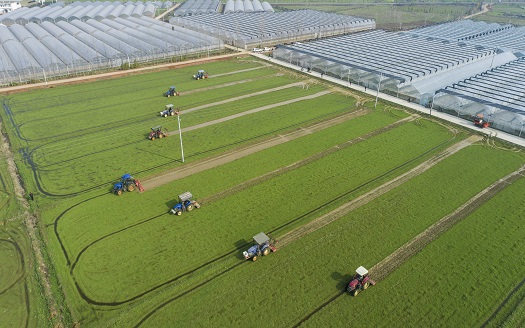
347,266,376,296
242,232,276,261
160,104,176,117
149,126,167,140
170,191,200,215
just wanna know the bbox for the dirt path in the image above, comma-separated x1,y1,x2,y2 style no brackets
370,162,525,281
463,3,490,19
142,105,360,190
0,122,63,325
277,135,481,247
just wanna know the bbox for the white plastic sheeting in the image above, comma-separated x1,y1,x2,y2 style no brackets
0,11,223,85
170,10,375,49
432,57,525,137
0,1,158,26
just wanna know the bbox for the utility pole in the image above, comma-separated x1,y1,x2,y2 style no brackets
175,110,185,163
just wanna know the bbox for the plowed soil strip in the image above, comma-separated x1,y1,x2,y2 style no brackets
173,80,306,114
294,160,525,328
279,135,481,248
200,114,415,204
143,90,330,189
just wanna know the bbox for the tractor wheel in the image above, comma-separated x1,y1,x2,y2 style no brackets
176,211,182,216
170,112,175,116
151,137,155,141
263,248,270,256
353,289,360,297
187,204,194,211
159,134,163,139
363,282,370,290
252,256,258,262
194,202,200,208
116,190,122,196
127,185,135,192
164,114,168,118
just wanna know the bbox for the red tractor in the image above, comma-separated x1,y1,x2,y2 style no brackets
148,126,167,140
347,266,376,296
473,114,490,128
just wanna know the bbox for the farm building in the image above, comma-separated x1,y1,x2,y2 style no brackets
0,0,21,14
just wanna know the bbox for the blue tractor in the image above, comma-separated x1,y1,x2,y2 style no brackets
113,174,144,195
165,86,179,97
193,70,208,80
160,104,177,117
170,192,200,215
243,232,276,261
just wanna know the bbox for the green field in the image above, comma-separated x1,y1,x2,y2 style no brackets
1,57,524,327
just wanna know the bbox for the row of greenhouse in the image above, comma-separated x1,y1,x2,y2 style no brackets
0,15,222,85
273,20,525,137
172,0,221,16
170,10,375,48
0,0,173,26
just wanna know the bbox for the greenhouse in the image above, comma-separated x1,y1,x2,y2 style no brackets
0,0,162,26
173,0,221,16
0,15,223,85
170,10,375,49
432,58,525,136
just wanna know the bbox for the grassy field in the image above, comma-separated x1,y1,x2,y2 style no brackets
1,57,524,327
473,3,525,27
0,148,49,327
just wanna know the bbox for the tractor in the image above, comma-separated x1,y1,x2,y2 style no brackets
160,104,177,117
164,86,179,97
113,174,144,195
346,266,376,296
473,113,490,128
193,70,208,80
170,192,200,215
148,126,167,140
242,232,277,261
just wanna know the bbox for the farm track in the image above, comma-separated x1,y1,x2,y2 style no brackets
134,133,469,326
294,156,525,328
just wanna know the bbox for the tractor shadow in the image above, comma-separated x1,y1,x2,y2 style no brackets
234,239,248,260
332,272,353,291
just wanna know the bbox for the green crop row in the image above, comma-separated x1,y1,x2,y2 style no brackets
305,157,525,327
137,145,525,327
68,120,453,302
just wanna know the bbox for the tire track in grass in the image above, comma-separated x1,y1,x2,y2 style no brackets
55,107,370,270
481,277,525,327
0,238,30,328
68,108,393,305
10,82,326,197
293,160,525,328
132,135,464,325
